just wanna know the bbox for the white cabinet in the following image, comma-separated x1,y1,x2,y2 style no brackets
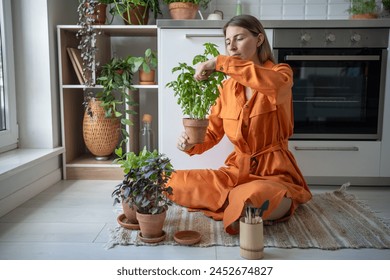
158,28,233,169
289,141,381,177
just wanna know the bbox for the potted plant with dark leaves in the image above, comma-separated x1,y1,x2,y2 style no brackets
112,147,174,242
166,42,225,144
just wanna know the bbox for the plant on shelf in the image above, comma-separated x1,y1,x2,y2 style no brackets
112,147,174,240
163,0,211,19
383,0,390,11
165,42,225,144
347,0,378,18
96,55,138,140
130,48,158,84
110,0,162,25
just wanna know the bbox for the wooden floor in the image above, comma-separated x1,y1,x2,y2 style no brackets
0,180,389,260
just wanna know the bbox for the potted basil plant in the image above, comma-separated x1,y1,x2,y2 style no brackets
166,42,225,144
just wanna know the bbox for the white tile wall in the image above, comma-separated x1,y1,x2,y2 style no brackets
212,0,352,20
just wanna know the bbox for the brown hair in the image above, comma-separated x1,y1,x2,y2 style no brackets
223,15,275,64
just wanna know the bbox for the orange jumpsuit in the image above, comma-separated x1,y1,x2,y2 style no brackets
168,55,312,235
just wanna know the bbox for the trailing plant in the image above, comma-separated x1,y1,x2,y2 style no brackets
162,0,211,10
166,42,225,120
112,147,174,215
347,0,377,15
110,0,162,24
96,55,138,139
130,48,157,73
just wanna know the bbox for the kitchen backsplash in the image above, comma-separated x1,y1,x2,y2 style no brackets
209,0,352,20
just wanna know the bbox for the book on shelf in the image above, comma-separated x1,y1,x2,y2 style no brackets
66,47,85,85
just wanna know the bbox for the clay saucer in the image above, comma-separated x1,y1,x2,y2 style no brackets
117,213,140,230
138,231,166,243
174,230,201,245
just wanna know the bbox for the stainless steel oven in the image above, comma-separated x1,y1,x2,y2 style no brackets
273,28,388,140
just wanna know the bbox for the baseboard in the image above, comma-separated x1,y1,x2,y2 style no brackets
0,168,62,217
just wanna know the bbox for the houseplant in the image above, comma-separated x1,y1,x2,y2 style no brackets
110,0,162,25
96,55,138,140
163,0,211,19
112,147,174,241
130,48,158,85
165,42,225,144
347,0,378,18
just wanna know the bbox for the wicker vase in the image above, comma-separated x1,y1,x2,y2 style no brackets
83,99,121,160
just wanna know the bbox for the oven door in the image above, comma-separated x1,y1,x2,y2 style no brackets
275,48,386,140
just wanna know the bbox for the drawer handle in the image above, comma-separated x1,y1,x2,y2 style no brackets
294,146,359,151
185,34,224,38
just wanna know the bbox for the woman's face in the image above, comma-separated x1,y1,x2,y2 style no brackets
225,26,263,64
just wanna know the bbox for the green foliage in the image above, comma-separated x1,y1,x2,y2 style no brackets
383,0,390,11
130,48,157,73
96,56,138,139
348,0,376,14
162,0,211,10
110,0,162,23
166,43,225,120
112,147,174,215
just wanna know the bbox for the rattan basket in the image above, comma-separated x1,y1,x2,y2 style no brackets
83,99,121,160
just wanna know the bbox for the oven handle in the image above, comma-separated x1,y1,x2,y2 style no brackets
294,146,359,151
284,55,380,61
185,34,224,38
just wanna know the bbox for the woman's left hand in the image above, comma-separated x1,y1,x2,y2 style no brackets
194,58,217,81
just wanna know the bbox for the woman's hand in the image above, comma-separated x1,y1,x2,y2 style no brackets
177,132,195,152
194,58,217,81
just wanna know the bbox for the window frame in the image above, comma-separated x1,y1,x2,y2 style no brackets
0,0,18,153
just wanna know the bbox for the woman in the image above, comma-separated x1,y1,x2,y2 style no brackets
168,15,312,235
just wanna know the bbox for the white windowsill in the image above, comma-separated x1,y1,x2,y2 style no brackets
0,147,64,181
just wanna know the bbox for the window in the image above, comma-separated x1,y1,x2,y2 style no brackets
0,0,18,153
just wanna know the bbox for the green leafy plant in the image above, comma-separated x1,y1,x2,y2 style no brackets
112,147,174,215
96,56,137,138
130,48,157,73
162,0,211,10
347,0,377,15
110,0,162,24
383,0,390,11
166,42,225,120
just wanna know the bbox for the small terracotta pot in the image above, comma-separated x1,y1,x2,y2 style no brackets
122,201,138,224
85,3,107,25
183,118,209,144
136,210,166,239
351,13,377,19
168,2,198,20
139,69,155,85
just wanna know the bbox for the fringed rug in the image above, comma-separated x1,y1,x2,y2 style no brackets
106,185,390,250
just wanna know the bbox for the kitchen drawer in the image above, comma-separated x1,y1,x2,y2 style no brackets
288,140,381,177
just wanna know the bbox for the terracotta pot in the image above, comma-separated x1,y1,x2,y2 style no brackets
182,118,209,144
123,5,149,25
83,99,121,160
168,2,199,20
351,13,378,19
122,200,138,224
139,69,155,85
86,3,107,25
136,210,166,239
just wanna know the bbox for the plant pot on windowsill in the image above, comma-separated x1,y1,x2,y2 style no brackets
166,43,225,144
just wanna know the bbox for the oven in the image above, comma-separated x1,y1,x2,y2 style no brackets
273,28,389,140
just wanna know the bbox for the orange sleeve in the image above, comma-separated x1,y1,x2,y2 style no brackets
215,55,293,105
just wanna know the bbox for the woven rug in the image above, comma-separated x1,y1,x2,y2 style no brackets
106,185,390,250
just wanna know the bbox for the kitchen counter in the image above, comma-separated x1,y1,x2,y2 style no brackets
157,19,390,29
